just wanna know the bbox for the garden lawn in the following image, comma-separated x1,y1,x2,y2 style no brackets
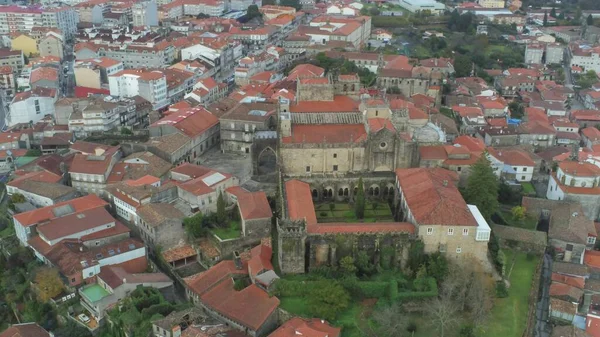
485,251,538,337
279,297,311,317
499,210,538,230
521,182,536,195
211,221,241,240
315,203,393,222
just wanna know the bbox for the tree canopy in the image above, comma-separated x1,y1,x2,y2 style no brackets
34,268,63,302
355,177,366,219
307,281,350,321
464,155,499,221
453,54,472,78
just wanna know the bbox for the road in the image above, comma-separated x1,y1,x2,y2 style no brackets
534,253,552,337
562,49,585,111
61,43,75,97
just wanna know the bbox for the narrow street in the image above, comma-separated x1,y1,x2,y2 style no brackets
534,253,552,337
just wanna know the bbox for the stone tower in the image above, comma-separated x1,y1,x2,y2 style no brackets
277,218,307,274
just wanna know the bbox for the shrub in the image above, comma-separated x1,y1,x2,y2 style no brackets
355,281,389,298
388,279,399,301
320,212,328,217
496,281,509,298
407,321,417,333
459,324,476,337
396,278,438,300
140,303,174,317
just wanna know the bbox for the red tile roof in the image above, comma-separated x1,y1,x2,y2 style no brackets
572,110,600,122
13,194,108,227
98,265,171,289
559,161,600,177
287,64,325,80
226,187,272,220
200,282,279,331
583,127,600,142
551,272,585,289
185,260,247,297
452,106,483,118
585,250,600,269
248,244,273,278
368,118,396,133
151,107,219,138
36,207,115,241
30,67,58,83
162,244,197,264
489,148,535,167
453,135,485,152
0,323,50,337
7,170,62,188
395,168,476,226
269,318,341,337
282,124,366,144
69,146,120,175
289,96,359,113
285,179,317,226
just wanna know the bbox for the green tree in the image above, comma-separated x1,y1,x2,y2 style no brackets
34,268,63,302
216,191,226,225
246,4,261,19
588,14,594,26
339,256,357,275
576,7,582,21
558,11,565,20
183,212,206,238
464,155,499,221
407,241,426,276
25,149,41,156
120,127,133,135
550,7,556,18
53,321,93,337
453,54,472,78
307,281,350,321
413,264,430,291
511,206,526,220
508,101,524,119
427,252,449,282
543,11,548,26
10,193,25,204
355,177,365,219
354,251,375,276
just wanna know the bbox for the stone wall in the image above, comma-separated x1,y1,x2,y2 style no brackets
564,193,600,221
211,233,264,259
491,224,547,254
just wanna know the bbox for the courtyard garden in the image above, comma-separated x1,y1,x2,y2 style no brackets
315,202,394,223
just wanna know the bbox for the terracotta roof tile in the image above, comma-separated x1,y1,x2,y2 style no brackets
0,323,50,337
289,95,359,113
282,124,366,144
226,187,272,220
285,179,317,226
162,244,197,264
269,318,341,337
151,107,219,138
13,194,107,227
395,168,476,226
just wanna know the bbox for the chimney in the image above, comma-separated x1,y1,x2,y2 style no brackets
123,278,127,284
233,251,242,270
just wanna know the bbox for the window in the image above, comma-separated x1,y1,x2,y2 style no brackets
71,278,76,283
521,176,526,180
447,228,454,235
522,167,527,172
427,227,433,235
456,247,462,254
588,236,596,245
333,153,337,158
463,228,469,236
306,166,311,172
333,165,338,172
457,166,461,172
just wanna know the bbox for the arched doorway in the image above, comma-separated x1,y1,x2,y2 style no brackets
257,147,276,175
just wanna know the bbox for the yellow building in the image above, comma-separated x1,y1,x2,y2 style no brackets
478,0,505,8
74,65,102,89
11,34,38,57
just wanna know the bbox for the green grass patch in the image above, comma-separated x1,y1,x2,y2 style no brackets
521,182,536,195
498,211,538,230
211,221,241,240
485,251,538,337
0,225,13,238
315,202,393,222
279,297,311,317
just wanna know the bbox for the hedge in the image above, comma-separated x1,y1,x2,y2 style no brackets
388,279,399,300
141,303,175,317
356,281,389,298
395,278,438,300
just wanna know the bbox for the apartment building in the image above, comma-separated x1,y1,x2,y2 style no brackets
69,146,122,196
570,44,600,74
7,87,57,127
99,41,176,69
0,65,15,96
147,107,220,164
0,49,24,73
0,6,78,38
75,1,109,24
108,69,169,110
38,32,64,59
75,57,124,89
132,1,158,27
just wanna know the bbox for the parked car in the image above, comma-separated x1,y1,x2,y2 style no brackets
78,313,90,323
